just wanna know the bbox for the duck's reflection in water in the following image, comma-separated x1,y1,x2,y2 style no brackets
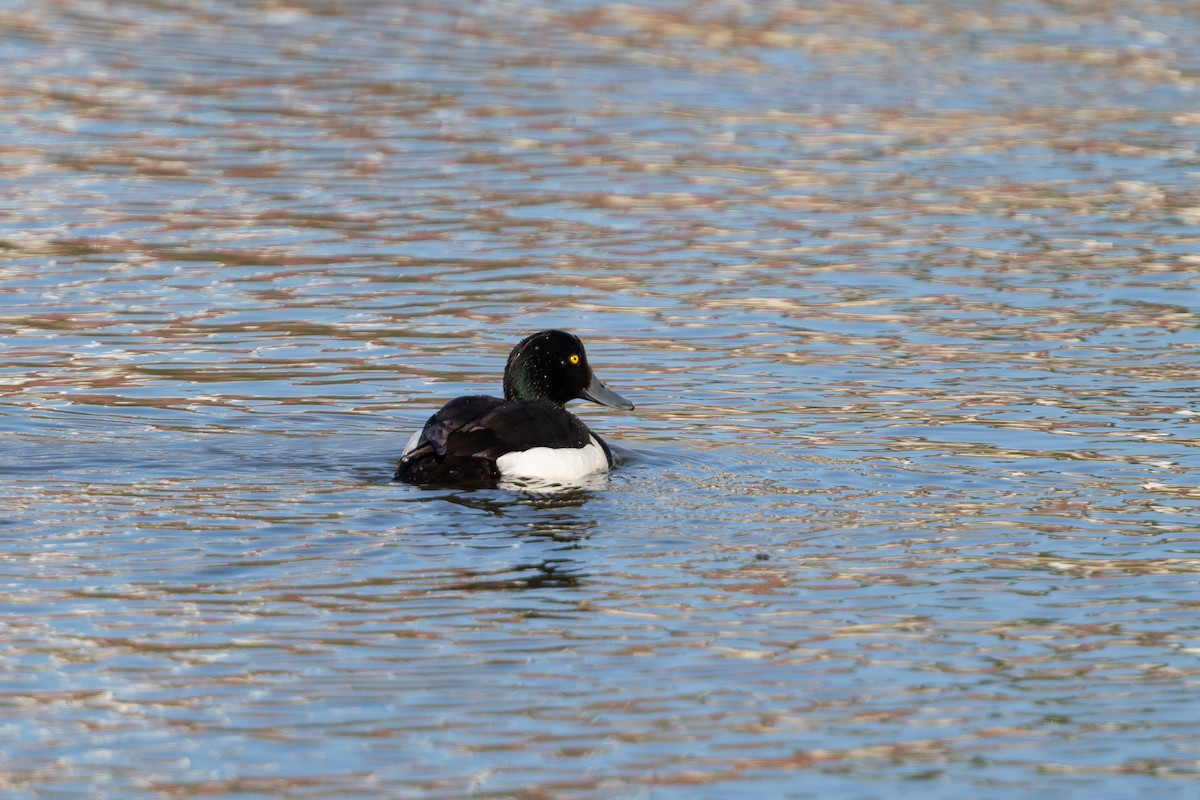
427,485,600,592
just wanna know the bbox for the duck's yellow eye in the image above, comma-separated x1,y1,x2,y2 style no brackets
569,354,580,365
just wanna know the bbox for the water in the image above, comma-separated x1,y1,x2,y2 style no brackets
3,1,1200,797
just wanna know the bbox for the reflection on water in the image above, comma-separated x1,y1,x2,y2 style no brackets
4,0,1200,798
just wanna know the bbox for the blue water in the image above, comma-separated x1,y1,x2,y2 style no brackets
3,1,1200,798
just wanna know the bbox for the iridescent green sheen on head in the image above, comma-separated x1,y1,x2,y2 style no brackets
501,330,632,410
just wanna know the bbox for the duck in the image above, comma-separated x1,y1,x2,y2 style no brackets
394,330,634,486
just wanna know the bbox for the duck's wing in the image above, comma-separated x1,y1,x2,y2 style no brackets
396,400,603,485
409,394,505,457
451,400,593,459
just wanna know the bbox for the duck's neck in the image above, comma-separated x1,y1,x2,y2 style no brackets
504,370,561,404
504,370,534,402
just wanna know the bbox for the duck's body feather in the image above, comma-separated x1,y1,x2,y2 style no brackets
395,395,614,485
495,436,610,483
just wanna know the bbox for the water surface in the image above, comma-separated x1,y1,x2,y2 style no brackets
3,1,1200,798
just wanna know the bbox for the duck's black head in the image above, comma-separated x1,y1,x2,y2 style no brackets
503,330,634,410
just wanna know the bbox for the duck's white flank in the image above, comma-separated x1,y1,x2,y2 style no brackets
495,436,609,481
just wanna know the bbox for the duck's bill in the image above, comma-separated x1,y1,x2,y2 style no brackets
582,374,634,410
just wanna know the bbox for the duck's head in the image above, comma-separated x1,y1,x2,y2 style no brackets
503,330,634,410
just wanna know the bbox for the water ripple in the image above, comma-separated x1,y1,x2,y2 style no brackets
4,1,1200,798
